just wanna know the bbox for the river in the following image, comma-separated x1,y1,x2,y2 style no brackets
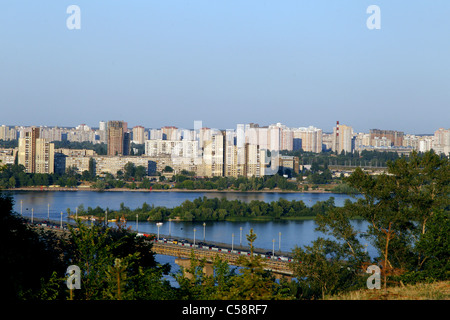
5,190,375,283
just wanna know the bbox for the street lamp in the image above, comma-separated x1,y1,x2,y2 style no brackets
60,211,63,229
156,222,163,240
193,228,197,246
240,227,243,246
203,222,206,241
20,200,23,216
232,233,235,251
169,218,172,237
279,232,281,251
31,208,34,223
47,203,50,221
272,239,275,257
136,214,139,232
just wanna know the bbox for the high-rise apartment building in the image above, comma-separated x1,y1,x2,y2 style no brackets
332,122,354,153
18,127,54,173
433,128,450,155
292,126,323,153
132,126,146,144
107,121,130,156
161,126,179,140
0,125,17,141
203,131,225,177
369,129,404,147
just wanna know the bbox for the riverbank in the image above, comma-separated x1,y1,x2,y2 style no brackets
3,186,337,194
63,194,339,223
68,213,318,223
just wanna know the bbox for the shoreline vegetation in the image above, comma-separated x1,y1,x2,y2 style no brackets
66,196,339,222
6,185,338,193
2,150,449,301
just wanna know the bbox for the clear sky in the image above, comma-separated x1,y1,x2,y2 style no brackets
1,1,449,134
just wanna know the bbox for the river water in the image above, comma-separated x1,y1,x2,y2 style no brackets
5,190,375,282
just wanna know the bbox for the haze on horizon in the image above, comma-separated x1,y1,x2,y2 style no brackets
1,1,449,134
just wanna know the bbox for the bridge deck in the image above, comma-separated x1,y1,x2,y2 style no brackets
152,242,294,275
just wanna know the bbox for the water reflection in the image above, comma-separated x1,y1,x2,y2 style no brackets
6,190,373,255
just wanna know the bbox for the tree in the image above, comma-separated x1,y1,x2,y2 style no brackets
135,165,147,181
61,220,170,300
292,238,363,299
163,166,174,173
223,229,286,300
1,194,66,300
88,157,96,178
406,210,450,282
8,176,16,188
339,150,449,287
124,162,136,181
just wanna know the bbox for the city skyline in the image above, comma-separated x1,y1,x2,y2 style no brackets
1,1,449,133
1,120,446,136
8,119,448,179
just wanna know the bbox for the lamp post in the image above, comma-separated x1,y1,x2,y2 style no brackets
156,222,163,240
203,222,206,241
169,218,171,237
136,214,139,233
272,239,275,257
47,203,50,221
60,211,63,229
279,232,281,251
232,233,235,251
20,200,23,216
193,228,197,246
240,227,243,246
31,208,34,224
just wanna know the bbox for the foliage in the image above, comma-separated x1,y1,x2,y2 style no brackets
309,150,449,290
52,140,107,155
174,230,294,300
223,229,290,300
74,196,337,222
2,150,448,300
0,193,66,300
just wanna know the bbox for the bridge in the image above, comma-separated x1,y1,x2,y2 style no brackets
150,240,295,277
26,217,296,277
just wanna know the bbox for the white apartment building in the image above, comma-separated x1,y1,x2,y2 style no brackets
433,128,450,155
132,126,146,144
145,139,200,159
0,125,17,141
292,126,323,153
332,123,354,153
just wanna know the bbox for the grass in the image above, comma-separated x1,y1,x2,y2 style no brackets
327,281,450,300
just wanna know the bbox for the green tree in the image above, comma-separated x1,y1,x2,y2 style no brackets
62,220,170,300
406,210,450,282
292,238,362,299
1,194,66,300
88,157,96,178
124,162,136,181
339,150,449,287
224,229,286,300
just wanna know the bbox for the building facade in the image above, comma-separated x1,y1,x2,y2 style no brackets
18,128,54,173
107,120,130,156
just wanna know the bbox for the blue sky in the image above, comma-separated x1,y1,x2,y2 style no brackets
1,1,449,134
